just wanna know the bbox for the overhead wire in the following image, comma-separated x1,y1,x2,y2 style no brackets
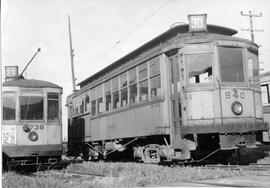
77,0,171,77
2,0,13,34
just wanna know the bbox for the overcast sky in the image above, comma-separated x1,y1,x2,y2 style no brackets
2,0,270,139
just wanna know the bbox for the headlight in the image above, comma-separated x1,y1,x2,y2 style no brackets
231,101,243,115
28,131,38,141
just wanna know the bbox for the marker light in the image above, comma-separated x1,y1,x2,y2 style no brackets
23,124,31,133
231,101,243,115
28,131,38,141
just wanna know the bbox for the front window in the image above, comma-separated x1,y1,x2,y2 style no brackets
20,96,43,120
3,92,16,120
219,47,244,82
48,93,59,121
187,54,213,84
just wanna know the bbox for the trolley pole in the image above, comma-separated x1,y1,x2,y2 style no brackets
240,11,263,42
19,48,41,78
68,15,77,92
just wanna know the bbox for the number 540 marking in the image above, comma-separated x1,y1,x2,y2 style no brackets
225,91,245,99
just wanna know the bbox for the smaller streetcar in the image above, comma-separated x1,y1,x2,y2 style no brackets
2,67,63,168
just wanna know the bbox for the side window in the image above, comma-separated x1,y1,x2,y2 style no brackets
48,93,59,121
105,80,111,111
129,67,137,104
85,95,90,112
149,57,161,98
120,72,128,107
80,98,84,114
97,84,104,114
187,54,213,84
91,87,97,115
139,63,148,101
3,92,16,121
112,76,119,109
248,49,259,83
261,84,270,105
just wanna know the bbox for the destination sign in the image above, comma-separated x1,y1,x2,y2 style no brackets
188,14,207,32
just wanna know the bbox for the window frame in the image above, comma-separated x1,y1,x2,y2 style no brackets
149,57,161,98
138,62,149,102
185,52,214,87
261,84,270,105
19,95,44,122
47,93,60,122
218,46,246,84
2,91,17,121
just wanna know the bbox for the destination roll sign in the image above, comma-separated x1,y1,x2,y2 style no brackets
188,14,207,32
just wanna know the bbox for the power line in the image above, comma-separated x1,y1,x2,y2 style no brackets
240,11,264,43
77,0,171,75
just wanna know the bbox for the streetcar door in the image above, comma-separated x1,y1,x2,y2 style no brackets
167,50,184,148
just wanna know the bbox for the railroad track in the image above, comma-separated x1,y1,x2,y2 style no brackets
203,163,270,172
34,169,107,179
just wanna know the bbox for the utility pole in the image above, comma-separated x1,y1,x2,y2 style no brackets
68,15,77,92
240,11,263,42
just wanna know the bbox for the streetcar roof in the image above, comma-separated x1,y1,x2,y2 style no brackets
78,24,237,88
3,78,62,89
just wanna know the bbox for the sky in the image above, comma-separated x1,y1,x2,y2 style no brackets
2,0,270,139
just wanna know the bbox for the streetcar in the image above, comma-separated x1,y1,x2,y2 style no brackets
2,66,63,168
67,14,268,163
260,71,270,141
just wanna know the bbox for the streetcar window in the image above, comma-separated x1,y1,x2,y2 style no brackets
120,72,127,88
150,75,161,97
48,93,59,121
150,58,161,98
139,63,148,81
91,87,96,115
120,72,128,107
129,84,137,104
121,88,128,106
80,100,84,114
105,80,111,111
20,96,43,120
91,100,96,115
85,95,90,112
139,80,148,101
112,76,119,92
261,85,270,104
113,91,119,109
97,85,103,114
3,92,16,121
219,47,244,82
97,98,103,113
150,57,160,76
187,54,212,84
129,67,138,104
129,67,137,85
248,49,259,83
112,77,120,109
